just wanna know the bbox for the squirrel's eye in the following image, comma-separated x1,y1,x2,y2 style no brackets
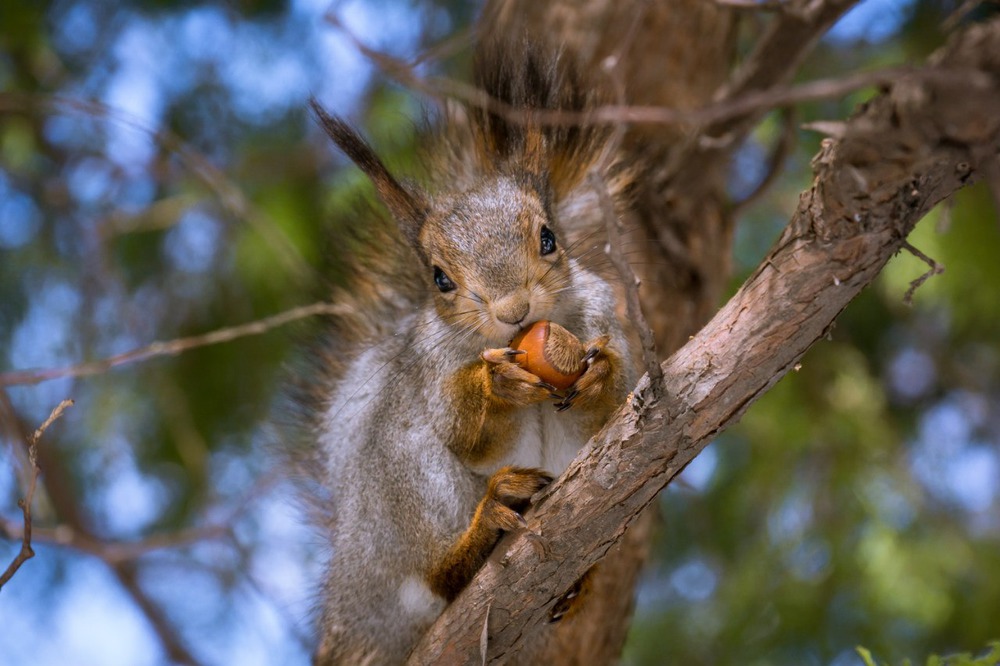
540,225,557,256
433,266,457,293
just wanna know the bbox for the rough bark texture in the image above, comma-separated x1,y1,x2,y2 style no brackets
409,16,1000,665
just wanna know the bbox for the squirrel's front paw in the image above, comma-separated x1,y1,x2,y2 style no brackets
481,466,553,531
555,335,616,412
482,348,560,406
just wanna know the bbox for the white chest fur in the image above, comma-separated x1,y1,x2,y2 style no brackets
469,404,586,477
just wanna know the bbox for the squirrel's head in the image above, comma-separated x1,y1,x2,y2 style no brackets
420,176,569,345
312,102,574,346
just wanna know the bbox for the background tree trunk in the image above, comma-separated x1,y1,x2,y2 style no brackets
474,2,738,662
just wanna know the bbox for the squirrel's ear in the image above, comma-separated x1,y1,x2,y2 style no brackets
310,99,428,249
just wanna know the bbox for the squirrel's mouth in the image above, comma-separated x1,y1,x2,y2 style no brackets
507,320,538,347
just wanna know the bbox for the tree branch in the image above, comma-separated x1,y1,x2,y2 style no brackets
324,7,986,138
408,17,1000,664
0,301,346,387
0,399,73,590
707,0,857,137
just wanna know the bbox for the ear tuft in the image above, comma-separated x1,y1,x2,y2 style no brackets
310,99,428,250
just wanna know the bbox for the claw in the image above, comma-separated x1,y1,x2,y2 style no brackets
505,348,526,360
548,392,563,400
535,381,558,391
583,347,600,363
555,389,577,411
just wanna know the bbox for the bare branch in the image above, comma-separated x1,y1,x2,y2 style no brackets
0,468,279,565
0,469,39,590
0,398,73,590
732,106,798,214
28,400,75,454
0,389,208,662
321,2,999,140
942,0,989,32
0,519,225,564
713,0,790,11
113,563,205,666
0,301,346,387
901,241,946,305
710,0,857,135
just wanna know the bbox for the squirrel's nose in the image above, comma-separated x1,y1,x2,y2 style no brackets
493,295,530,326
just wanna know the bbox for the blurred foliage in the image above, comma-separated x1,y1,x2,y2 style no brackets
0,1,998,665
859,641,1000,666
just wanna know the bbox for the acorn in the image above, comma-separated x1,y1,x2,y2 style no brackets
509,320,586,390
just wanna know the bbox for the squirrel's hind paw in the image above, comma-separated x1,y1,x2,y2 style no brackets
482,466,553,531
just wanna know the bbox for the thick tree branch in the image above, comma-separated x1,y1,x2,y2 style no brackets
409,18,1000,664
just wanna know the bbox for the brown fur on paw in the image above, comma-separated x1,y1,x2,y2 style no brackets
482,348,557,406
481,466,553,530
555,335,615,411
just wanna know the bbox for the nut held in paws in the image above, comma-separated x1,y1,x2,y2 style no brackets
509,321,586,390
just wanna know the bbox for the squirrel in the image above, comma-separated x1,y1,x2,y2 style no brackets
291,40,638,664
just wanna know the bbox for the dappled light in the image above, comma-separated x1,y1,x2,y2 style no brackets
1,1,999,665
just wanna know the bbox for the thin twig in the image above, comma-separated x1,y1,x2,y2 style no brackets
732,106,798,214
901,241,945,305
714,0,790,10
411,24,475,67
0,390,206,662
979,149,1000,229
0,399,73,590
942,0,988,32
0,468,280,564
113,563,205,666
29,400,75,453
0,301,346,387
588,171,662,390
0,520,229,564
